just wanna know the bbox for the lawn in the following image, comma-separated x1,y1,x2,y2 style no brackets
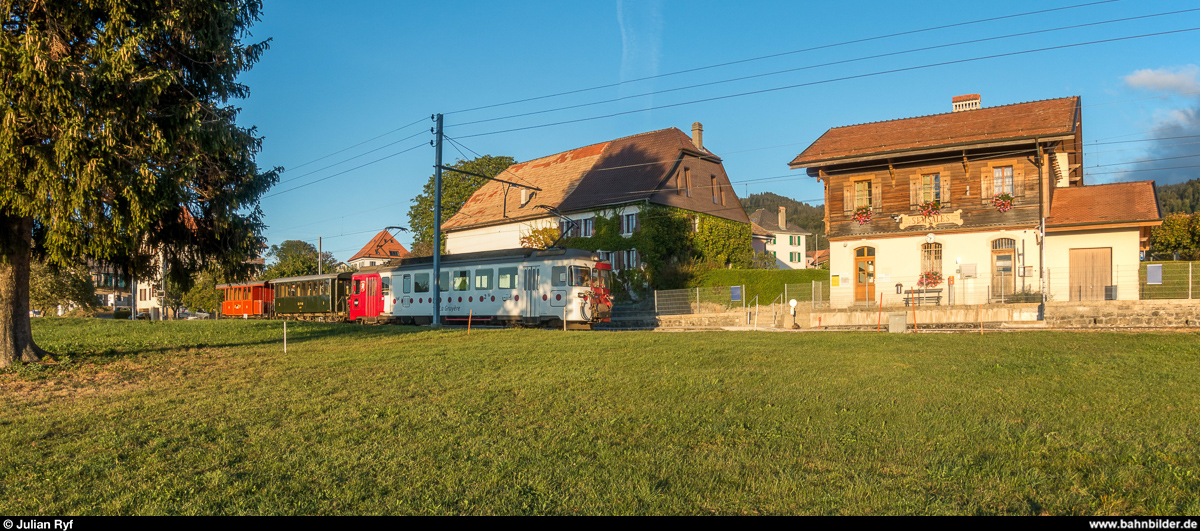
2,318,1198,515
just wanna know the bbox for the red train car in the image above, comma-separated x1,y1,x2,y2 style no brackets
217,280,274,318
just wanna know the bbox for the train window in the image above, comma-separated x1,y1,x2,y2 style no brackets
321,281,328,296
452,271,469,291
414,273,429,293
475,269,493,290
595,269,611,290
498,267,518,289
403,275,411,294
551,266,566,287
382,277,390,296
439,271,449,292
569,266,589,287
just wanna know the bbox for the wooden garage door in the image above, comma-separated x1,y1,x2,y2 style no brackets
1069,248,1112,301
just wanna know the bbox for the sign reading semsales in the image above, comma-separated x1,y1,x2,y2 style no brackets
897,210,965,230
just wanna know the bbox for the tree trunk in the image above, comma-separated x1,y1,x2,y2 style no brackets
0,214,47,367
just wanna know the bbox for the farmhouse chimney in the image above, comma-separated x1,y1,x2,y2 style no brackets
691,122,704,150
778,206,787,230
952,94,981,112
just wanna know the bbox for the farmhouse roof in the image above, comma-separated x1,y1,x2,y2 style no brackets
789,96,1080,168
1046,181,1162,227
750,221,774,237
348,230,409,262
748,208,812,235
443,127,749,231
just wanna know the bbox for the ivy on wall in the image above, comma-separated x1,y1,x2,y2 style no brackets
561,204,752,289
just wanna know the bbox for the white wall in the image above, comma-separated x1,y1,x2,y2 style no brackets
765,233,808,269
1045,228,1141,301
446,206,644,254
828,229,1040,308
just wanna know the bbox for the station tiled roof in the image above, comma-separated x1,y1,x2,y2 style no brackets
790,96,1080,167
1046,181,1161,226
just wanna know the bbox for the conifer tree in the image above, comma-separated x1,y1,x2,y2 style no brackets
0,1,277,366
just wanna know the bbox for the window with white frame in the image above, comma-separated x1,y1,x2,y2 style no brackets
621,213,637,234
993,166,1014,195
854,179,872,209
921,173,941,202
581,218,594,237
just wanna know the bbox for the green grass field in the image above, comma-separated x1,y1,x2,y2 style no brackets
3,318,1199,515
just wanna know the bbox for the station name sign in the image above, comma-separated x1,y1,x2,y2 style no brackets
897,210,964,230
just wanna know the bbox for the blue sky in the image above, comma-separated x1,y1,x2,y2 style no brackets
235,0,1200,261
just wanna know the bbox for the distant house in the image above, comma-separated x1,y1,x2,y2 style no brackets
806,249,829,268
348,231,410,269
789,94,1162,307
88,260,132,309
443,123,751,271
750,222,774,254
748,207,812,269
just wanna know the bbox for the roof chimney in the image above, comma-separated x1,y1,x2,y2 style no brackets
691,122,704,150
952,94,981,112
778,206,787,230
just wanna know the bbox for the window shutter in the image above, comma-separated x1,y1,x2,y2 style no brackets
1014,168,1025,197
909,178,919,209
843,185,853,216
940,175,951,207
633,249,640,267
981,169,993,204
634,213,640,232
871,177,882,212
571,222,580,237
618,215,625,234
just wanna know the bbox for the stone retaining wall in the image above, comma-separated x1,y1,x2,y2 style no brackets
1044,300,1200,327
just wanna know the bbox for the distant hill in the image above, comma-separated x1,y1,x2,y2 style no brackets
740,192,825,236
1157,178,1200,214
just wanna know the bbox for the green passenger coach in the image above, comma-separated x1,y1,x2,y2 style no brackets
272,272,353,321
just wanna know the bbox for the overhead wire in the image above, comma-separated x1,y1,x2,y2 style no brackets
443,0,1121,116
446,8,1200,130
277,129,427,184
281,115,426,173
264,142,428,199
453,26,1200,140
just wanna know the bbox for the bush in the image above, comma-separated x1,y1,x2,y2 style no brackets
113,309,132,320
689,269,831,303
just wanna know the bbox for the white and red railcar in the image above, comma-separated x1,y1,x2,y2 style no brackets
348,248,613,329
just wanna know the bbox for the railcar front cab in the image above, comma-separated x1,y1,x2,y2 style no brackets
550,260,613,327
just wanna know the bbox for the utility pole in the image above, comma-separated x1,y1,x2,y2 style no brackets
318,236,323,275
432,113,444,327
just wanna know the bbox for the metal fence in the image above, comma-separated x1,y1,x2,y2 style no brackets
1137,262,1200,299
653,285,746,315
784,281,831,309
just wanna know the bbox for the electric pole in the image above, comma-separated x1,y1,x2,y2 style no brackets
432,113,444,327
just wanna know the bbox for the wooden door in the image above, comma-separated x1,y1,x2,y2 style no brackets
854,247,875,303
1069,248,1112,301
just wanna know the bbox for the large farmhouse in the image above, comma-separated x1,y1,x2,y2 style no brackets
443,124,751,270
790,94,1162,308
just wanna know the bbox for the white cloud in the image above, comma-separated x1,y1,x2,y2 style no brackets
1124,65,1200,95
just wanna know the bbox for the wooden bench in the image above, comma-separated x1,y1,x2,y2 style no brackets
904,288,943,306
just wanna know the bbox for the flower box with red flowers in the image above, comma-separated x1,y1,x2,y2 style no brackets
917,270,943,288
992,194,1014,213
918,200,942,218
852,206,872,225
